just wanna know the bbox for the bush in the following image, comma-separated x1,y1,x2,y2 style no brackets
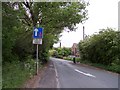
51,47,71,58
2,56,36,88
75,57,80,62
79,28,120,66
39,49,50,64
63,57,73,61
63,57,80,62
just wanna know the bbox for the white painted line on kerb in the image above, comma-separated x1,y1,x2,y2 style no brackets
75,69,96,78
53,62,60,88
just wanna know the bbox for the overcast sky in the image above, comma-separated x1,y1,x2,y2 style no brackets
54,0,119,48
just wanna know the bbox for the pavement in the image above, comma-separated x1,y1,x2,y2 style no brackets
38,57,119,88
38,60,57,88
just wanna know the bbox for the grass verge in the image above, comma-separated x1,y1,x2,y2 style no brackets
80,60,120,74
63,57,120,74
2,57,42,88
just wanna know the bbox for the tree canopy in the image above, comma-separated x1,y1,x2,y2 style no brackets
78,28,120,66
2,2,88,64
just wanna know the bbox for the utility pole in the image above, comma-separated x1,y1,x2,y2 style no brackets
60,42,61,48
118,1,120,31
83,26,85,40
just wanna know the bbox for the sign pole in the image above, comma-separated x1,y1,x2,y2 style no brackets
83,26,85,40
33,25,43,75
36,23,39,75
36,44,39,75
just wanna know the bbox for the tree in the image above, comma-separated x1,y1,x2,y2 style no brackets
51,47,71,58
2,2,24,62
17,2,88,64
78,28,120,66
2,2,88,64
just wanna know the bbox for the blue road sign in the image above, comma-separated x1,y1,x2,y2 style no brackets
33,27,43,38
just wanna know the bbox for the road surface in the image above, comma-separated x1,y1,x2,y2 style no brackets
38,57,119,88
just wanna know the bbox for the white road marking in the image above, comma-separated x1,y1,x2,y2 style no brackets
75,69,96,78
53,62,60,88
49,65,53,67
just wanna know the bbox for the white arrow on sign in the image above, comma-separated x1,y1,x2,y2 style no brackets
34,28,38,36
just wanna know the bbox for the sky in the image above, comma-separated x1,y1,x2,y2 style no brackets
54,0,119,48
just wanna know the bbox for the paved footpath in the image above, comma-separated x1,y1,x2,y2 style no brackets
38,60,57,88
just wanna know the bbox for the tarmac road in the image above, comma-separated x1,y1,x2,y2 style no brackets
51,57,119,88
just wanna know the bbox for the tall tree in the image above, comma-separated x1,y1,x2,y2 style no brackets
3,1,88,64
2,2,24,62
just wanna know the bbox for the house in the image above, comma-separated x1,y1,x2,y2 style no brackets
71,43,79,57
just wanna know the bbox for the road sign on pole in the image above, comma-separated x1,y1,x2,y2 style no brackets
33,27,43,75
33,27,43,38
36,44,38,75
33,38,42,44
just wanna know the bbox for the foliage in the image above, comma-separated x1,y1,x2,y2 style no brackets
2,2,88,63
2,57,36,88
2,2,88,87
62,47,71,56
2,2,23,62
80,60,120,73
51,47,71,58
63,57,80,62
78,28,120,67
49,49,57,56
63,57,73,61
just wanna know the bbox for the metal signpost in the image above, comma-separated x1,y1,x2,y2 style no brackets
33,27,43,75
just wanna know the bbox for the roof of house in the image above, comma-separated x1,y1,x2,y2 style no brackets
72,43,77,48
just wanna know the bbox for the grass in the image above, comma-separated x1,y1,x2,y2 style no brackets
3,62,28,88
79,60,120,73
64,57,120,74
0,63,2,90
2,57,40,88
63,57,73,61
63,57,81,62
